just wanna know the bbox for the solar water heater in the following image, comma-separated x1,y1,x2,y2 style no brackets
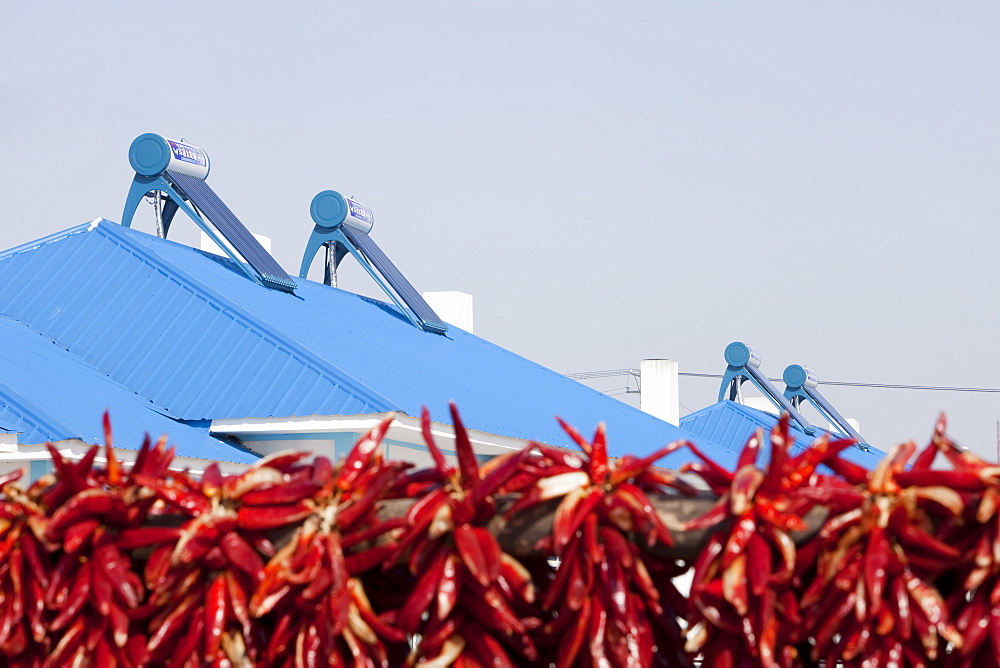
121,133,296,293
300,190,448,334
718,342,816,435
783,364,870,448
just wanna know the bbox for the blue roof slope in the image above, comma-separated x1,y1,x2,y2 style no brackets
0,223,393,421
0,222,724,466
680,400,885,472
0,315,257,463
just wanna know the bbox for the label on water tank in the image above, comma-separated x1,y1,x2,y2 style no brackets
168,140,208,168
347,198,374,225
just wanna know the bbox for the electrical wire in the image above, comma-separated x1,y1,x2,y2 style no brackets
565,369,1000,394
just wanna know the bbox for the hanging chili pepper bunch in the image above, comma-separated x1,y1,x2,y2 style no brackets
10,416,177,666
247,420,412,667
387,404,542,667
502,418,697,667
797,420,967,666
679,415,864,667
0,467,51,665
893,416,1000,667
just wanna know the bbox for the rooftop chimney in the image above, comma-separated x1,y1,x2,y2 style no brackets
422,291,474,333
640,359,680,426
743,396,776,414
201,231,272,257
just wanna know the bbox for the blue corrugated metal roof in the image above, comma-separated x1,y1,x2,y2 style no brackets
680,400,884,471
0,221,723,466
114,222,719,464
0,314,257,463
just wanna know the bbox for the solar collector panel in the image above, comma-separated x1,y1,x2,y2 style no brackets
340,224,447,333
165,171,296,292
742,364,814,433
804,386,866,444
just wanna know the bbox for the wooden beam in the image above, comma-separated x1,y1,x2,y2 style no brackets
375,493,828,561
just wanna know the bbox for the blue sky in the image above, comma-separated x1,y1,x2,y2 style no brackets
3,2,999,459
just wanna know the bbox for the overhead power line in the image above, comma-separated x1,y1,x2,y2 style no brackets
567,369,640,380
565,369,1000,394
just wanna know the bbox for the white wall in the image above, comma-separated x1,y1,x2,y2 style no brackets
212,412,530,469
0,439,252,485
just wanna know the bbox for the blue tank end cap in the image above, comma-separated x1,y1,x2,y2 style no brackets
310,190,349,229
128,133,171,177
783,364,809,389
784,364,818,389
724,341,755,368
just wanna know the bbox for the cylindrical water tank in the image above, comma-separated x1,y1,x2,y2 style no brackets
128,133,211,180
309,190,374,233
724,342,761,369
783,364,818,390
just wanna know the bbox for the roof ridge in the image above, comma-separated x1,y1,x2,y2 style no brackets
0,222,95,261
95,222,401,414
